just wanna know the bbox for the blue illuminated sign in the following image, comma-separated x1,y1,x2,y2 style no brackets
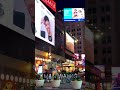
63,8,85,22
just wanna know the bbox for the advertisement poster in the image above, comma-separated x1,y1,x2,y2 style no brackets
112,67,120,90
35,60,43,74
66,33,74,53
64,8,85,22
35,0,55,46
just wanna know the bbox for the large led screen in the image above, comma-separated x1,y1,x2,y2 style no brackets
64,8,85,22
35,0,55,46
66,33,74,53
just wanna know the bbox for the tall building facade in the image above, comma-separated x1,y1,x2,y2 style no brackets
85,0,112,65
86,0,120,66
64,22,94,63
85,0,120,88
64,22,85,55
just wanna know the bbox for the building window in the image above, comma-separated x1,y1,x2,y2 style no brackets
89,19,92,24
94,49,98,54
107,39,111,44
80,41,81,44
78,50,81,53
101,6,105,12
77,28,81,31
106,5,110,12
102,58,106,64
88,8,92,14
102,48,106,54
72,29,75,32
107,58,111,65
93,8,96,13
107,36,111,43
101,17,105,22
102,39,106,44
78,41,82,44
78,46,81,49
107,47,111,54
77,32,81,35
106,15,110,22
101,17,105,24
101,26,105,30
93,18,97,23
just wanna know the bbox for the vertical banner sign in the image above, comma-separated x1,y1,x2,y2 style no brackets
41,0,56,12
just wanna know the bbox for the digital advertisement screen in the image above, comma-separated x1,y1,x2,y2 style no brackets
35,0,55,46
66,33,74,53
35,59,43,74
64,8,85,22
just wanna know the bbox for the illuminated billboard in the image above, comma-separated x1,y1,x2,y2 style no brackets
75,54,85,72
35,0,55,46
64,8,85,22
66,33,74,53
41,0,56,12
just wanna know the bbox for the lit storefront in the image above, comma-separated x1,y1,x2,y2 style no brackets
35,57,51,74
35,49,65,75
62,59,75,72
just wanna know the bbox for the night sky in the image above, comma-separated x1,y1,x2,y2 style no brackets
54,0,85,11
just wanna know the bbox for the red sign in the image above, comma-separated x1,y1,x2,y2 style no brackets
41,0,56,12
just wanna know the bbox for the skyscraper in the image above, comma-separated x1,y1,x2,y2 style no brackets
85,0,120,66
64,22,85,55
85,0,120,88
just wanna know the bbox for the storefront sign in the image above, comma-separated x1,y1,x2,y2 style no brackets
62,63,74,67
41,0,56,12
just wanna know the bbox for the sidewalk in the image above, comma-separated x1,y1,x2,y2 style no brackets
35,82,84,90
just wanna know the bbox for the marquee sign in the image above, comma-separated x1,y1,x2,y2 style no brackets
41,0,56,12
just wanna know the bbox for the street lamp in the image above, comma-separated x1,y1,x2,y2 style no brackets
75,39,78,43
